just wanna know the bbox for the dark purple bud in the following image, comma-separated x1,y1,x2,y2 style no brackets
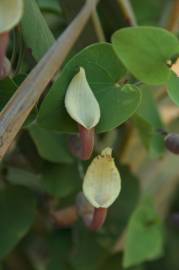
165,133,179,154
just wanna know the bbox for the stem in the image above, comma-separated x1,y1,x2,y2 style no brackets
89,207,107,231
166,0,179,32
0,32,9,78
116,0,137,26
91,9,105,42
78,125,95,160
68,126,95,160
0,0,100,160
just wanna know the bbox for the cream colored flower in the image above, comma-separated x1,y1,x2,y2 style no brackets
0,0,23,33
65,67,100,129
83,147,121,208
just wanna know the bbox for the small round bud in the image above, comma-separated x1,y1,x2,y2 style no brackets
165,133,179,154
0,57,11,79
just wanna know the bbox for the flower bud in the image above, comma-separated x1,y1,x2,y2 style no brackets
164,133,179,154
83,147,121,208
65,67,100,129
0,57,11,79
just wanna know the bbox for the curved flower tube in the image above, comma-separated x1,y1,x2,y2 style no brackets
65,67,100,160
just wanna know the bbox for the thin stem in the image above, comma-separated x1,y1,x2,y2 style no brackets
89,207,107,231
166,0,179,32
0,32,9,78
78,125,95,160
91,9,105,42
0,0,100,160
68,126,95,160
116,0,137,26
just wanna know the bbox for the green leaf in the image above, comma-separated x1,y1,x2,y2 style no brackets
0,78,17,111
21,0,54,61
6,167,43,191
100,253,144,270
167,71,179,106
0,186,36,259
38,43,141,133
123,199,164,268
132,114,153,150
42,163,81,198
47,230,73,270
135,86,165,158
37,0,61,14
132,0,164,25
112,26,179,85
28,123,74,164
70,222,109,270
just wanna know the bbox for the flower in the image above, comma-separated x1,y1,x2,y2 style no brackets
65,67,100,129
83,147,121,208
0,0,23,34
0,0,23,78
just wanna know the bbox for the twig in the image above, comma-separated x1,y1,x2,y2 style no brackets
116,0,137,26
0,0,100,160
91,9,105,41
166,0,179,32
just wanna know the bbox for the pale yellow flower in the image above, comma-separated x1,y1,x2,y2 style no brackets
65,67,100,129
0,0,23,33
83,147,121,208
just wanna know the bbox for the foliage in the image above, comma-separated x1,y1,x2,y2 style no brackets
0,0,179,270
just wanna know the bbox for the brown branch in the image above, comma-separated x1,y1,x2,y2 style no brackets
116,0,137,26
0,0,100,160
166,0,179,32
91,9,105,42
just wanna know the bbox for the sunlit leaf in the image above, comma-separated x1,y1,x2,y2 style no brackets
112,26,179,84
123,198,164,268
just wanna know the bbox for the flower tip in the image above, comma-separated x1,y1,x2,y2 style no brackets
101,147,112,156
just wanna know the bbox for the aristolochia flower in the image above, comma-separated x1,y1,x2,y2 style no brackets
83,147,121,208
65,67,100,129
0,0,23,33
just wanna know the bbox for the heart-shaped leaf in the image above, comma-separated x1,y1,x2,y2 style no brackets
112,27,179,85
21,0,54,61
0,187,36,259
28,123,74,164
37,43,141,133
42,163,81,198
